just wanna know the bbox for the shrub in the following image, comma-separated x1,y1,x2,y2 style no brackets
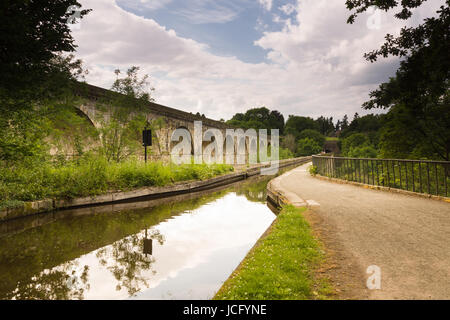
347,145,378,159
309,165,318,176
296,138,322,156
340,133,370,156
279,147,294,160
0,157,234,208
298,129,325,148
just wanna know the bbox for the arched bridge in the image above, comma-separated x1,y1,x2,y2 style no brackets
73,83,271,162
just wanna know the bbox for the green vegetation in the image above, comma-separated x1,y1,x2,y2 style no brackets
214,206,332,300
345,1,449,161
299,129,325,147
226,107,285,134
0,1,90,99
341,132,377,158
277,147,294,160
0,49,238,210
1,1,91,162
226,1,450,161
309,165,318,176
0,186,233,299
314,157,449,197
0,156,233,208
285,116,318,139
296,138,322,157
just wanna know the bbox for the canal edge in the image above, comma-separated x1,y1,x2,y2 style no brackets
0,157,312,222
266,163,311,209
214,162,320,299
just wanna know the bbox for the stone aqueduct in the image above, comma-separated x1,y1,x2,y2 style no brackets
74,83,267,162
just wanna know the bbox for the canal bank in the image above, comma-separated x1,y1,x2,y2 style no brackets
0,157,311,222
0,170,295,299
214,162,334,300
214,204,332,300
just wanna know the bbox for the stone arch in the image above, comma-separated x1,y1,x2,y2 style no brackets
74,107,96,128
76,104,104,129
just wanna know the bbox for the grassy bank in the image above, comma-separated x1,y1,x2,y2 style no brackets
0,157,233,209
214,205,332,300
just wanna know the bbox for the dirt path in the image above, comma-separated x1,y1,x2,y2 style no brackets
276,163,450,299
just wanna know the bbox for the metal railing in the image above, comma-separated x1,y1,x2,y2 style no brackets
312,155,450,197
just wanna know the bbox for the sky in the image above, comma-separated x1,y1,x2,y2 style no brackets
71,0,442,122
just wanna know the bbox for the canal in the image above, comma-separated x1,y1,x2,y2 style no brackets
0,175,278,300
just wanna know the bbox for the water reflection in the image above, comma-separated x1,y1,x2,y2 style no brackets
0,175,276,300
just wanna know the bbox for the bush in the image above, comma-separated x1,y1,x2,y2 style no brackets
309,165,318,176
341,133,369,155
347,145,378,159
298,129,325,148
296,138,322,156
341,133,379,158
279,147,294,160
0,156,234,208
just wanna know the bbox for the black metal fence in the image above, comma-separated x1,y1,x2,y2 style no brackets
312,155,450,198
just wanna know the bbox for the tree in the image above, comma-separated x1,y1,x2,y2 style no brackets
98,67,160,162
346,0,450,160
281,134,297,154
285,116,319,139
226,107,285,132
340,113,386,149
348,145,378,158
341,114,349,131
316,116,335,136
0,1,91,162
98,115,147,162
111,66,155,106
298,129,325,148
0,0,91,101
336,120,342,132
341,133,375,157
346,0,448,62
0,54,89,163
296,138,322,156
268,110,285,134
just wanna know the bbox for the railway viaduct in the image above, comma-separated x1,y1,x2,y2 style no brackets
73,83,266,162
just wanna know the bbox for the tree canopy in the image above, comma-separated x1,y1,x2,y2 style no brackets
346,0,449,160
0,0,91,102
284,116,319,139
227,107,285,133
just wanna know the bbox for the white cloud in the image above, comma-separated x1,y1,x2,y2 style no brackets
117,0,172,11
172,5,239,24
279,3,296,16
74,0,441,122
258,0,273,12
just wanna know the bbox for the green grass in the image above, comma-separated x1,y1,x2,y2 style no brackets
214,205,332,300
0,157,234,208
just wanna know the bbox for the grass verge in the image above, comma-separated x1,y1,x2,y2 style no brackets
0,157,234,208
214,205,332,300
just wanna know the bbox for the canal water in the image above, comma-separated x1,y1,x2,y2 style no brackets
0,176,277,300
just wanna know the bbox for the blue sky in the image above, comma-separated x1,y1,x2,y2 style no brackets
116,0,298,63
74,0,441,121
